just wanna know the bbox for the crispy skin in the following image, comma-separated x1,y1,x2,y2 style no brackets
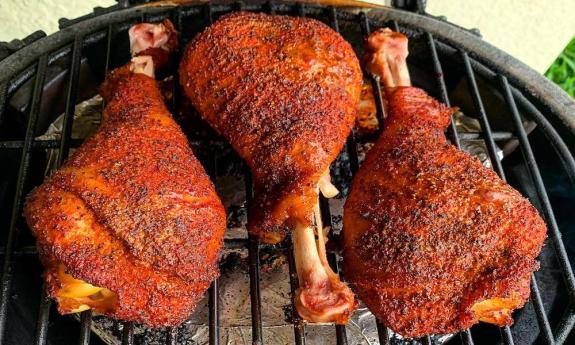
24,66,226,327
179,12,362,242
343,87,547,337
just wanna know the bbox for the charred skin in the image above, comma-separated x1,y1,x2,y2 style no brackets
24,21,226,327
179,12,362,243
343,28,547,337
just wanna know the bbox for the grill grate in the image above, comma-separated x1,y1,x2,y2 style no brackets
0,1,574,344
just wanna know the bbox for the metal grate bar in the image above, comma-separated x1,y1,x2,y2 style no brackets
78,310,93,345
295,2,305,17
0,139,83,149
424,32,461,149
175,6,184,38
34,291,51,345
501,326,515,345
99,24,114,119
244,168,264,345
203,143,220,345
375,321,390,345
460,329,474,345
104,24,114,76
370,76,387,128
223,239,247,249
0,246,37,256
345,127,360,175
460,52,505,176
121,322,134,345
287,244,306,345
0,82,6,126
233,1,245,11
59,35,83,166
171,6,184,114
248,234,264,345
555,309,575,345
458,132,515,141
208,280,220,345
0,54,48,344
359,11,370,34
359,12,387,128
265,0,275,15
343,13,362,176
328,6,340,33
386,19,400,33
530,276,555,344
319,194,348,345
166,327,178,345
205,3,214,24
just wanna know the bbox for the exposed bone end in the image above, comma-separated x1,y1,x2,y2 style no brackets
128,20,178,71
291,175,355,323
365,28,411,88
294,265,357,324
130,56,155,78
292,218,357,324
129,22,171,56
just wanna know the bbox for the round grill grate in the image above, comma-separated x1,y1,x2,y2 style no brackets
0,1,574,345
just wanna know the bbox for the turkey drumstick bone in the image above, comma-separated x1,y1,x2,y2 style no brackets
365,28,411,89
293,181,356,324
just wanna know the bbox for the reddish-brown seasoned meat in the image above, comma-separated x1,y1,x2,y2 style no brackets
343,28,547,337
179,12,362,324
24,21,226,327
180,12,362,243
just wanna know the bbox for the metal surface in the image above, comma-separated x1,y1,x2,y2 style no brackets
0,54,48,344
0,1,573,345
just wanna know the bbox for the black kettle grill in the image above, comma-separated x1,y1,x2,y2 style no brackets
0,1,574,344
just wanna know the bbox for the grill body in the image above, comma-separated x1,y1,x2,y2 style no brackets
0,1,574,345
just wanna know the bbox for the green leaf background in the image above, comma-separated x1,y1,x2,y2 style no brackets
546,37,575,98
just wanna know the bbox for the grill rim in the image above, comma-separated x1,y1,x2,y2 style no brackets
1,4,575,138
0,1,574,345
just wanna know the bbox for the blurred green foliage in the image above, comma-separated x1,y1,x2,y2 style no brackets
546,37,575,98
